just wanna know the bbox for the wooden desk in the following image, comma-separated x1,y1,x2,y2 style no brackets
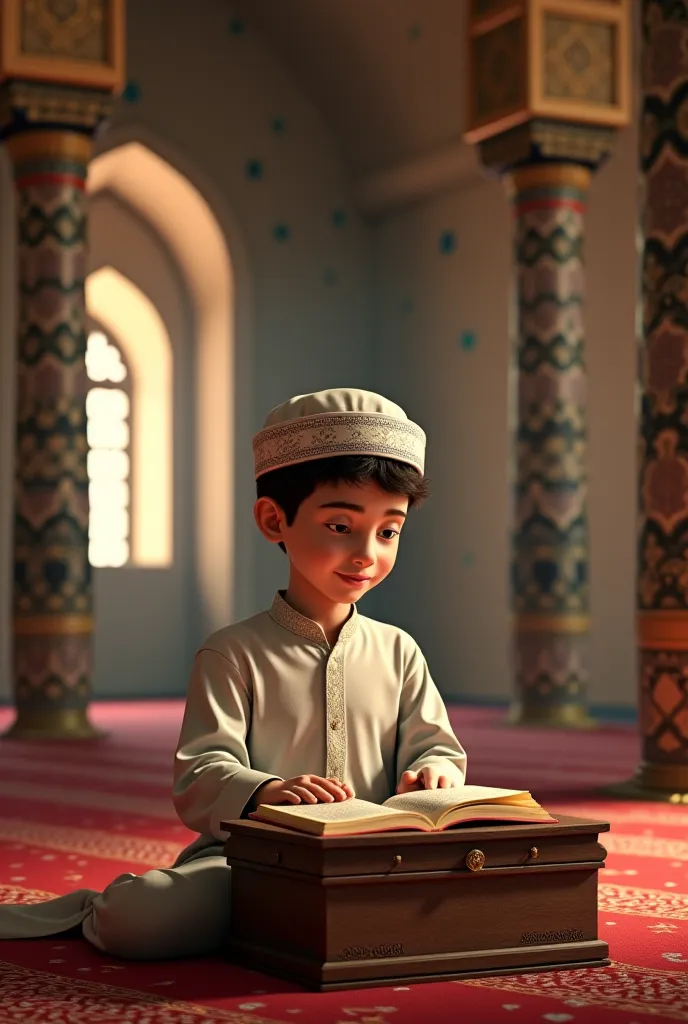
222,814,610,991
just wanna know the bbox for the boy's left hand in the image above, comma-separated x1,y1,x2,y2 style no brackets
396,767,456,794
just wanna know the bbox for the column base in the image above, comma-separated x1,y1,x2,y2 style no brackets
2,708,105,740
601,761,688,803
505,702,598,730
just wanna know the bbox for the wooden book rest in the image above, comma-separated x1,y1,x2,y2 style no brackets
222,814,610,991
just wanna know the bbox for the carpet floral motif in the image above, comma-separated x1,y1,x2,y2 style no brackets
0,702,685,1024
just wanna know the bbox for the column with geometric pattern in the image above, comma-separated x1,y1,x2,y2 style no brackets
613,0,688,798
0,0,124,739
4,129,98,738
506,162,593,726
464,0,631,726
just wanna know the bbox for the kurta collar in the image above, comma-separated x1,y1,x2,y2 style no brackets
269,590,358,647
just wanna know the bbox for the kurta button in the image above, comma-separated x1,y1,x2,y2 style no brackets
330,719,340,729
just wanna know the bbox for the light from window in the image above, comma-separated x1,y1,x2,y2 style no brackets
86,331,130,568
86,330,127,383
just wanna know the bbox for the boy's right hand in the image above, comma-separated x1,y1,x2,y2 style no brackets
251,775,354,808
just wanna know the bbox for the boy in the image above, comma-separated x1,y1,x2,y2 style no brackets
0,388,466,960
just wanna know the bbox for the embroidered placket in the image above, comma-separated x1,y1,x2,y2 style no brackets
325,646,347,781
268,591,355,784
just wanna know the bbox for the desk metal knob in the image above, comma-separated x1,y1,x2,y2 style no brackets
466,848,485,872
392,854,403,867
529,846,539,860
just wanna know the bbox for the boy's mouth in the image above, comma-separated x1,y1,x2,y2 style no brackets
335,572,371,585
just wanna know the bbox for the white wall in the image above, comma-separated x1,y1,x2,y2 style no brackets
115,0,374,619
87,191,197,697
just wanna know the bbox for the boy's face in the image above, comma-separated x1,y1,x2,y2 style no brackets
256,479,409,606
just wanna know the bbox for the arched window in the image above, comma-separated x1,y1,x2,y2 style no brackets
85,327,132,568
86,266,173,569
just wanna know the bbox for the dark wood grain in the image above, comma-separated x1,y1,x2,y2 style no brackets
223,814,610,990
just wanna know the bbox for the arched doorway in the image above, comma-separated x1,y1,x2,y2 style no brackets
88,134,248,697
88,132,242,644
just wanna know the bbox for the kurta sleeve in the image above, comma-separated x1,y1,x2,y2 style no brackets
395,640,467,786
172,647,281,838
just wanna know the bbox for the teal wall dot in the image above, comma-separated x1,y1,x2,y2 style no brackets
409,23,422,40
400,296,414,314
229,17,245,34
460,330,477,350
323,268,338,285
245,159,263,180
271,116,286,134
461,552,475,568
439,230,456,254
331,208,348,228
273,224,291,242
122,81,141,103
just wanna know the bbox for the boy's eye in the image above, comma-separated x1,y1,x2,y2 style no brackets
326,523,350,534
325,524,399,539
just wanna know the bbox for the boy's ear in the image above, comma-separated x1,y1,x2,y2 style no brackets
254,497,287,545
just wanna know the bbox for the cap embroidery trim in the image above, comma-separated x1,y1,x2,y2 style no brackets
254,412,425,478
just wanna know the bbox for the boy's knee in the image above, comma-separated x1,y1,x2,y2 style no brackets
83,864,230,960
84,870,171,959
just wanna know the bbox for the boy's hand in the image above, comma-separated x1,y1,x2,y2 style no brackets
396,767,456,794
251,775,355,808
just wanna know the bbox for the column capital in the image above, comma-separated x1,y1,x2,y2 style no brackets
0,0,124,141
0,79,113,141
464,0,632,175
479,118,617,176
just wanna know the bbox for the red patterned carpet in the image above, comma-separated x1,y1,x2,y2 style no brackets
0,701,686,1024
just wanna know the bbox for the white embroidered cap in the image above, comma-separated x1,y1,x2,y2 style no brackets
253,387,426,479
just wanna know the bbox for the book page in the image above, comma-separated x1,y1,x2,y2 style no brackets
383,785,533,822
256,797,403,825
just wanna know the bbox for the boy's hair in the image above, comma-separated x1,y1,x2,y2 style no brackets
256,455,430,553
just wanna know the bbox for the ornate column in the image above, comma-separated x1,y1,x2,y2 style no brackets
0,1,124,739
611,0,688,800
464,0,631,726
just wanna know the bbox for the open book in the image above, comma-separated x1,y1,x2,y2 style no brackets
249,785,558,837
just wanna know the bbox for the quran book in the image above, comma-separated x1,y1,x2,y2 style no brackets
249,785,558,837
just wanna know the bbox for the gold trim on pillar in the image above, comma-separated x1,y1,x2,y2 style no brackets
514,614,590,635
4,129,93,165
13,616,94,636
638,611,688,651
505,702,598,729
507,161,592,194
3,709,104,741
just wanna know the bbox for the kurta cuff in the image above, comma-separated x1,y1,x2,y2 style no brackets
209,770,283,837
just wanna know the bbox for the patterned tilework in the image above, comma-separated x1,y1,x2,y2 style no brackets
9,139,94,718
509,165,591,719
637,0,688,777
